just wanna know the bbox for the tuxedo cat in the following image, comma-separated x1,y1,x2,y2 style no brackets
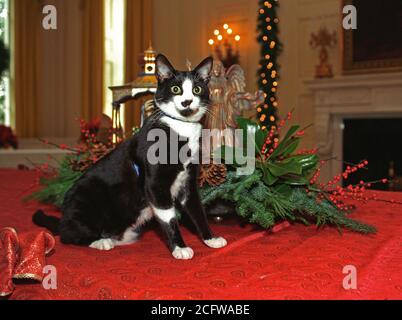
33,54,227,260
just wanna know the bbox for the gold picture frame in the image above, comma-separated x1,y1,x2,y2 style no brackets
343,0,402,74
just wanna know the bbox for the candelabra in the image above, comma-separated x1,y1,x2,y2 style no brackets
208,23,241,69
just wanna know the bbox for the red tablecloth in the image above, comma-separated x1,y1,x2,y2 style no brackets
1,168,402,300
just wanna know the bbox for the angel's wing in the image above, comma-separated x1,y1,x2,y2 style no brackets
225,64,246,93
225,64,247,111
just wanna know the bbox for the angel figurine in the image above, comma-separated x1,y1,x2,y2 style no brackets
202,60,264,150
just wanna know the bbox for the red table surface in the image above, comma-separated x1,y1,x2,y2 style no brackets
1,168,402,300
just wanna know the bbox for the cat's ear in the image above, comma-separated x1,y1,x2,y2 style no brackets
156,54,175,82
194,56,213,82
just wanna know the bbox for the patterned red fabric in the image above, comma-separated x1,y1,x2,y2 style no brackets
0,168,402,300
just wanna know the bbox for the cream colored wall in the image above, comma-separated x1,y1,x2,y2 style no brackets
153,0,260,91
36,0,343,146
153,0,343,149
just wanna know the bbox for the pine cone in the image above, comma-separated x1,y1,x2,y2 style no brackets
199,164,227,187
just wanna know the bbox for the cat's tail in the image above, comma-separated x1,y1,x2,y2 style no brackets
32,210,60,235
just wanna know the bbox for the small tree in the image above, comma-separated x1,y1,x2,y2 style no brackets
0,40,9,123
0,40,8,77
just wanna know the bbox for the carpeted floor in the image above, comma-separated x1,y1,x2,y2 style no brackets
1,168,402,300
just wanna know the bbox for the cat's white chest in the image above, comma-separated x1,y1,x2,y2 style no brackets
161,117,201,201
160,116,201,163
170,169,189,201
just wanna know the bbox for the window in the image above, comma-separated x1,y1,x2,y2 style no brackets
0,0,10,125
104,0,125,122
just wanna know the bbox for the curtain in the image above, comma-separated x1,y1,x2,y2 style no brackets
124,0,153,131
14,0,42,137
81,0,104,121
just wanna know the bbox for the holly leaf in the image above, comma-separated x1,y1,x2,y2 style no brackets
280,138,300,158
266,160,303,177
274,183,293,197
283,154,319,172
269,137,300,160
281,175,309,186
236,117,266,153
213,146,253,167
268,125,301,160
282,125,300,143
263,170,279,186
267,163,289,177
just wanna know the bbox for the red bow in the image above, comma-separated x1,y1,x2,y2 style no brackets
0,228,55,297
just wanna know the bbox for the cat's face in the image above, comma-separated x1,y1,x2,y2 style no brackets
154,54,213,122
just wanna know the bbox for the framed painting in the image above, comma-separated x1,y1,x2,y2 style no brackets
343,0,402,74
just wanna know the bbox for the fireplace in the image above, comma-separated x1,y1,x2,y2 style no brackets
306,72,402,186
343,118,402,190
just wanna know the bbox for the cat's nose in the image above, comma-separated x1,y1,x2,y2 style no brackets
181,100,193,108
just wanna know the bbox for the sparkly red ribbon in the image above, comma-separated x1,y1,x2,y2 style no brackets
0,228,19,297
0,228,55,297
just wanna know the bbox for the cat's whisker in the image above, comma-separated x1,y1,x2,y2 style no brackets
200,104,213,111
200,107,216,120
203,112,216,120
200,102,213,108
203,109,214,116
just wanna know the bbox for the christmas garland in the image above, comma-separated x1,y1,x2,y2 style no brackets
26,154,83,208
200,113,377,233
257,0,282,130
27,113,382,234
25,119,115,207
201,171,374,233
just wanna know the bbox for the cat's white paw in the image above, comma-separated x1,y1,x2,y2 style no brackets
89,238,115,251
204,237,227,249
172,246,194,260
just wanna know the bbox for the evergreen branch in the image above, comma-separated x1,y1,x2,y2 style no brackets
201,167,376,234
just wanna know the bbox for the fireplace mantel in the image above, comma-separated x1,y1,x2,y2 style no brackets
305,72,402,182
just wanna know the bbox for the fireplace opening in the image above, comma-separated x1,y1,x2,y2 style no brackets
343,118,402,191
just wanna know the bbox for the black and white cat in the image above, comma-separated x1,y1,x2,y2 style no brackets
33,54,227,260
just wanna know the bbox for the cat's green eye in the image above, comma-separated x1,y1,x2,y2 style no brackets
171,86,182,95
193,86,202,95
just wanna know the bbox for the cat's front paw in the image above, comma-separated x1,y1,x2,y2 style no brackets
89,238,115,251
172,246,194,260
204,237,227,249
